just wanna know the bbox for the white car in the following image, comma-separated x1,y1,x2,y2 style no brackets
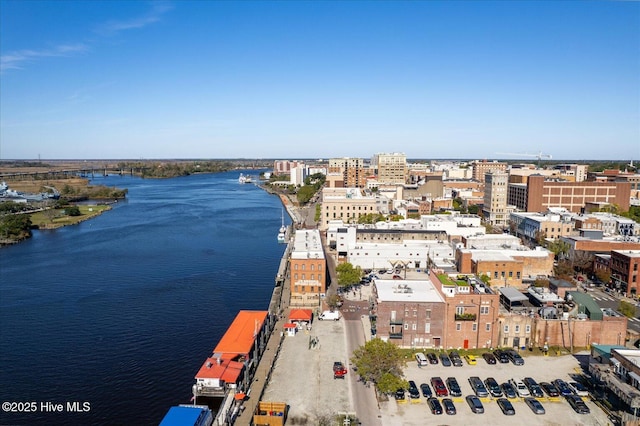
568,381,589,397
509,378,530,397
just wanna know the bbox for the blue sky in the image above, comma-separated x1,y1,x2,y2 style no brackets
1,1,638,160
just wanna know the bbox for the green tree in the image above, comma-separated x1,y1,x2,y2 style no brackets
335,262,362,288
296,185,316,204
548,239,570,260
326,294,342,310
619,301,635,318
351,338,406,394
595,269,610,284
66,206,81,216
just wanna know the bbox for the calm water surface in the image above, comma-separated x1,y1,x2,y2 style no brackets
0,171,287,425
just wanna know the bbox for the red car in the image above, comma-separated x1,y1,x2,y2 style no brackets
333,361,347,379
431,376,449,397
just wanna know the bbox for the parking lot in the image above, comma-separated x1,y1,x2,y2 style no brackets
379,350,612,426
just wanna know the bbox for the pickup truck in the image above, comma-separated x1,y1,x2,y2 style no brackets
333,361,347,379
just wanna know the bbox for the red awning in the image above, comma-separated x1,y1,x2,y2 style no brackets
288,309,312,322
235,393,246,400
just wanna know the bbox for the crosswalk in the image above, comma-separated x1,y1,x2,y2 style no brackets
589,294,617,302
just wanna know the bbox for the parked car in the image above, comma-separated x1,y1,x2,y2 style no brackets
468,376,489,397
394,388,405,400
493,349,510,364
464,354,477,365
427,397,443,415
509,378,530,397
566,394,590,414
466,395,484,414
568,381,589,397
431,377,448,397
442,398,456,415
506,349,525,365
449,351,463,367
420,383,432,397
523,377,544,398
524,397,546,414
484,377,503,397
497,398,516,415
392,274,403,280
333,361,347,379
482,352,497,364
439,353,452,367
553,379,573,396
408,380,420,399
415,352,428,366
446,377,462,397
540,381,560,397
426,352,439,365
501,382,518,399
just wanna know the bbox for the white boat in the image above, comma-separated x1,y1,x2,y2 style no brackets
238,173,252,184
277,209,287,243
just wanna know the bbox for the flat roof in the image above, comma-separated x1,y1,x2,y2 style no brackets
214,310,268,355
291,229,324,259
375,279,445,303
195,358,244,381
159,405,210,426
498,287,529,302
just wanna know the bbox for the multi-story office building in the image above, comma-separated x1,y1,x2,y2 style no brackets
374,152,407,185
610,250,640,297
483,171,513,227
319,187,378,230
471,160,507,183
328,157,366,188
290,230,326,307
509,175,631,213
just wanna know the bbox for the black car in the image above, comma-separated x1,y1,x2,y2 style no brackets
408,380,420,399
427,397,443,415
497,398,515,415
439,353,452,367
446,377,462,397
394,388,405,400
484,377,503,397
501,382,518,399
426,352,439,364
566,394,590,414
482,352,497,364
540,381,560,397
420,383,432,397
493,349,510,364
523,377,544,398
449,351,463,367
466,395,484,414
553,379,573,397
442,398,456,415
506,349,525,365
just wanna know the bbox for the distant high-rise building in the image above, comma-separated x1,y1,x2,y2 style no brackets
328,157,366,188
374,152,407,185
471,160,507,183
483,171,511,227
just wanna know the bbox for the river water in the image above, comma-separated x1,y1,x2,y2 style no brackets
0,170,288,425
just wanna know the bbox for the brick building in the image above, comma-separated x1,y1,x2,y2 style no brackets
290,230,326,307
610,250,640,297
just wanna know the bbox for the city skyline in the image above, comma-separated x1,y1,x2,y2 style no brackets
1,1,638,160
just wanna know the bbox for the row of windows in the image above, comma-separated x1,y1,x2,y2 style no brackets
455,306,491,315
293,264,323,271
293,286,321,293
503,324,531,333
293,273,323,281
487,271,521,279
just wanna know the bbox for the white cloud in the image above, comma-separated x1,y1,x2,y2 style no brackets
0,44,89,72
96,2,173,35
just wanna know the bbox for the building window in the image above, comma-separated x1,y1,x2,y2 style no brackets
294,264,298,270
472,323,477,331
480,306,489,315
516,272,521,279
525,325,531,333
504,325,509,333
486,323,491,331
413,309,417,317
494,271,499,279
412,323,417,331
425,322,431,333
425,310,431,319
404,323,409,330
515,325,520,333
456,306,464,315
456,323,461,331
310,264,315,271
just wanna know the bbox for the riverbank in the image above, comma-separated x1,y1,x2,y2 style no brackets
31,204,112,229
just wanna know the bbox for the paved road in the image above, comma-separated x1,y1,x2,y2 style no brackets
344,315,382,426
588,287,640,335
